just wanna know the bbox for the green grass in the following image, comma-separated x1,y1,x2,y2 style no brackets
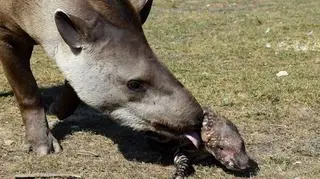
1,0,320,178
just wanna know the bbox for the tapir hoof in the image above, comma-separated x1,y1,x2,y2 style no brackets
24,132,62,156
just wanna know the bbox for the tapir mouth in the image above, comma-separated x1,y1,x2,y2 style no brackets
110,107,202,147
184,131,202,148
152,122,202,148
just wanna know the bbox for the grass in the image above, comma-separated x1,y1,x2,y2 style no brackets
1,0,320,178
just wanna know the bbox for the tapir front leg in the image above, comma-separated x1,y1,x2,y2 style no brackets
0,31,61,155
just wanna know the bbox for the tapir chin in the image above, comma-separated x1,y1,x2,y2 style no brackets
0,0,203,155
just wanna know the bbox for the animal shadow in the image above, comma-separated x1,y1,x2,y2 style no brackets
0,85,172,165
50,103,173,165
198,157,260,177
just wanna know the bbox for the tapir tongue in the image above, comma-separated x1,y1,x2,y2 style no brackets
184,132,201,148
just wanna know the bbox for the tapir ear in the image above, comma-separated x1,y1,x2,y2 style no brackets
54,10,85,50
129,0,153,24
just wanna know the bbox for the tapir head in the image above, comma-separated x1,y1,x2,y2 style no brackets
53,0,203,139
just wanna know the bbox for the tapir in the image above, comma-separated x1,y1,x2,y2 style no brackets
0,0,203,155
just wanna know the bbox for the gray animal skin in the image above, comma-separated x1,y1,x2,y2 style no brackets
0,0,203,156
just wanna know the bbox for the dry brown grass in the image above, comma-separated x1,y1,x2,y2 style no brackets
1,0,320,178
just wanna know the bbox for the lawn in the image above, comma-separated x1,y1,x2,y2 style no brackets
1,0,320,178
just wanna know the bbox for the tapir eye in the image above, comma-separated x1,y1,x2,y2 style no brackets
127,80,146,92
